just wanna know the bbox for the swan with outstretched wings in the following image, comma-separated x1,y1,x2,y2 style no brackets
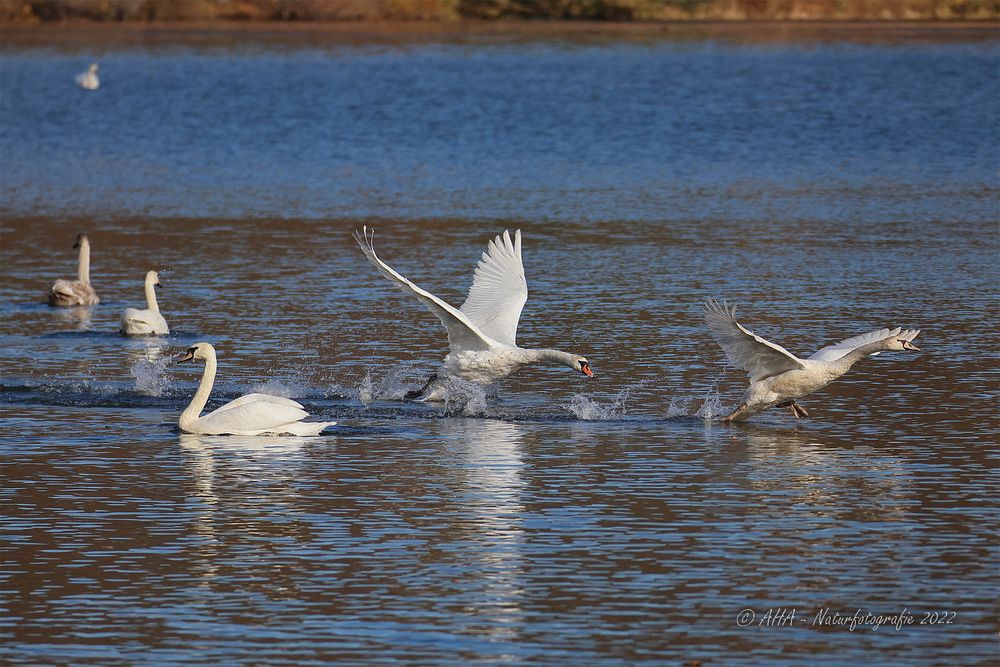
354,227,593,400
704,299,920,422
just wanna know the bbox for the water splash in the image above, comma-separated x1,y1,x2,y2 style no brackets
131,355,171,397
566,383,641,421
440,378,491,416
250,379,307,399
664,396,691,419
358,366,412,403
695,389,726,421
659,388,728,420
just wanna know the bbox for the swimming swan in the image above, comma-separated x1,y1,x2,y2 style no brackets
76,63,99,90
704,299,920,422
48,233,100,307
354,227,594,401
176,342,335,436
121,270,169,336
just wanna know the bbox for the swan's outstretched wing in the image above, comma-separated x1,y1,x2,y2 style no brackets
353,227,495,353
201,395,310,434
809,327,918,361
703,299,805,381
458,229,527,347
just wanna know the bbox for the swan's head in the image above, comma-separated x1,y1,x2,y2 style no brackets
887,329,921,352
73,233,89,249
146,270,162,288
572,356,594,377
90,63,99,73
177,342,215,364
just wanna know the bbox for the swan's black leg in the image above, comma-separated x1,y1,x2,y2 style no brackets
405,373,438,400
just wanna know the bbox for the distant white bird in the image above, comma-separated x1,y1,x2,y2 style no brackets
354,227,594,401
76,63,99,90
704,299,920,422
48,233,100,306
176,342,335,436
121,270,169,336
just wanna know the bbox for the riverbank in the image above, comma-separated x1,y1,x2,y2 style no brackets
2,0,998,23
2,18,996,52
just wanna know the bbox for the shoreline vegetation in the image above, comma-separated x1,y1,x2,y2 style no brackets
2,0,998,23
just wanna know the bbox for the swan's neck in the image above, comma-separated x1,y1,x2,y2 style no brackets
524,348,576,367
830,340,889,374
144,276,159,313
179,353,216,429
77,239,91,284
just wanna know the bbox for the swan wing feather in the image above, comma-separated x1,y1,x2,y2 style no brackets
199,395,310,434
49,279,98,305
121,308,168,334
122,308,161,326
50,279,77,296
353,227,495,353
704,299,805,381
458,229,527,347
221,393,306,411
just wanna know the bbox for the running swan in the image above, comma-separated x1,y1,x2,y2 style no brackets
48,233,100,306
176,342,335,436
121,270,169,336
354,227,594,400
76,63,99,90
704,299,920,422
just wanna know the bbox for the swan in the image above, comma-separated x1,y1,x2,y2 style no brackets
48,233,100,307
354,227,594,401
176,342,336,436
704,299,920,422
121,270,169,336
76,63,99,90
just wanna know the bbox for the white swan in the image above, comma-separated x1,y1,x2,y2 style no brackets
76,63,99,90
176,342,335,436
121,270,169,336
704,299,920,422
354,227,594,401
48,233,100,307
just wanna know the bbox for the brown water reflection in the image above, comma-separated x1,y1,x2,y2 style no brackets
2,20,997,55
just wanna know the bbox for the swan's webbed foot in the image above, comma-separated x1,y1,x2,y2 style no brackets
405,373,438,400
722,403,750,422
778,400,810,419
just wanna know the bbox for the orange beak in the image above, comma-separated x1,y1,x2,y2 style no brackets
581,363,594,377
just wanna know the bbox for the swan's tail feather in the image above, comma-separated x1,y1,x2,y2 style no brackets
284,420,336,436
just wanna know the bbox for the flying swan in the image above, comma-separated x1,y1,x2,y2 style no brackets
76,63,99,90
121,270,169,336
48,233,100,307
704,299,920,422
354,227,594,400
176,342,335,436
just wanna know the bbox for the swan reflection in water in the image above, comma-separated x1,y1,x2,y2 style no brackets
52,305,93,332
735,428,911,524
178,433,314,586
440,418,527,637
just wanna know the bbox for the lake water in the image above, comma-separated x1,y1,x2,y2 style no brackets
1,23,998,665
